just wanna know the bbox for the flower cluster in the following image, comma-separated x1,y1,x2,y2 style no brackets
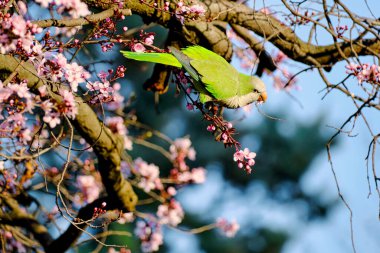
233,148,256,174
76,175,102,204
169,137,196,165
35,0,90,19
0,81,35,144
175,1,206,24
37,53,90,92
0,12,42,56
40,88,79,128
139,0,206,24
130,32,156,52
345,62,380,85
216,218,240,238
135,220,164,253
105,116,133,150
133,158,162,192
168,137,206,184
59,89,78,118
157,199,184,226
117,212,135,224
86,80,114,103
104,83,125,111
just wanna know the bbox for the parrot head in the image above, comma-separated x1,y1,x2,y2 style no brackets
251,76,267,103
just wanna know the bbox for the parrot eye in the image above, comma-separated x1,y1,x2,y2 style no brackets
253,88,258,93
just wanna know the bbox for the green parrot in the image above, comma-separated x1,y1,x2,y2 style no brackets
121,46,267,109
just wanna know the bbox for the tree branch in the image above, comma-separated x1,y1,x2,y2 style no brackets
33,8,132,28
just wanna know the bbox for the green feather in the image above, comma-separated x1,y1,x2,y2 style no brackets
120,51,182,68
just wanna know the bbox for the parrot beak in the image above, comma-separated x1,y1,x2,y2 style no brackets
258,91,267,103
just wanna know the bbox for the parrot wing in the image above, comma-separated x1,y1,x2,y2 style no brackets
182,46,240,100
120,51,182,68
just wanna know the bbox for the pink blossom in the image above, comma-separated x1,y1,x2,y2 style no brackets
18,128,32,144
177,171,192,183
345,62,380,85
144,35,155,45
132,43,146,52
191,167,206,183
105,84,125,110
207,124,216,132
76,175,101,204
117,212,135,224
135,220,163,252
233,148,256,174
59,89,78,119
157,199,184,226
189,4,206,15
167,186,177,196
7,113,27,128
170,137,196,161
105,116,127,135
134,158,161,192
86,80,115,103
11,15,27,37
43,111,61,128
64,62,90,92
108,248,131,253
8,81,31,100
216,218,240,238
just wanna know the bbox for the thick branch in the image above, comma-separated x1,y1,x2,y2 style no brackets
80,0,380,67
34,8,132,28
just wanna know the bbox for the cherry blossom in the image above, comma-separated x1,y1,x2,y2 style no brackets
175,1,206,24
134,158,162,192
59,89,78,119
190,167,206,183
76,175,102,204
157,199,184,226
216,218,240,238
170,137,196,162
64,62,90,92
346,62,380,85
135,220,163,253
0,13,42,56
132,43,146,52
105,116,133,150
117,212,135,224
144,35,155,45
233,148,256,174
